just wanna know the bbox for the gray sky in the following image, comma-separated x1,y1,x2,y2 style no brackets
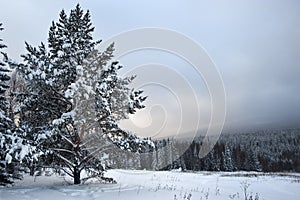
1,0,300,138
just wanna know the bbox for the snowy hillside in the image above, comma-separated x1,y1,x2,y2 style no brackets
1,169,299,200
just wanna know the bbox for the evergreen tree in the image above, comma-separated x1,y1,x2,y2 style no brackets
164,139,174,170
249,150,262,172
151,146,158,170
0,23,14,185
0,23,28,185
222,144,234,171
17,4,153,184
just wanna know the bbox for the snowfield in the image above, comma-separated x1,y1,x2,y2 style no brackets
1,170,299,200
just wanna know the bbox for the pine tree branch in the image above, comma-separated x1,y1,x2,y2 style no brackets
79,144,113,170
52,148,75,155
55,166,74,178
60,135,76,148
54,153,75,168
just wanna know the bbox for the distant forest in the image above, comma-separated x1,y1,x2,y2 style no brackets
110,129,300,172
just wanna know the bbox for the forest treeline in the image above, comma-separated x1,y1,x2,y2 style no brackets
110,129,300,172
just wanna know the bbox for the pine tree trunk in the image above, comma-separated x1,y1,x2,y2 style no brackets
73,168,81,184
29,164,35,176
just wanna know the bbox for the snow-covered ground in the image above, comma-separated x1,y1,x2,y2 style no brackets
1,169,299,200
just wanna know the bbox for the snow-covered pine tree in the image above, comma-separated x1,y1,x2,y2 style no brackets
0,23,14,185
222,144,234,171
0,23,28,185
17,4,153,184
164,139,174,170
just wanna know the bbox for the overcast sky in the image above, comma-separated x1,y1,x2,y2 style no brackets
1,0,300,138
